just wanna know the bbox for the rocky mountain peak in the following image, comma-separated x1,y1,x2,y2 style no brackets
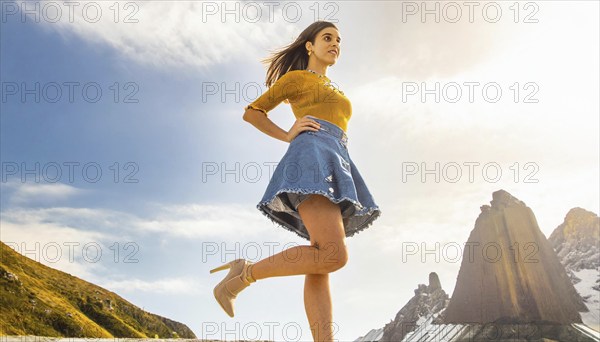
548,207,599,331
548,207,599,272
491,189,527,208
378,272,450,342
553,207,599,243
444,190,586,324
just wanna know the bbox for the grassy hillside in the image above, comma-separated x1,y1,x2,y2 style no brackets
0,241,196,338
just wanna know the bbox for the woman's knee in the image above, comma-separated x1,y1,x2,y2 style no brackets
313,240,349,272
299,194,348,271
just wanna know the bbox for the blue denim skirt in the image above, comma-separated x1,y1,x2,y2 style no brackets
256,116,382,241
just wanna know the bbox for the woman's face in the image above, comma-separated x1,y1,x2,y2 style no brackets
308,27,342,66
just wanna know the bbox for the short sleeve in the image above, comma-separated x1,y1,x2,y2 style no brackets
245,71,303,117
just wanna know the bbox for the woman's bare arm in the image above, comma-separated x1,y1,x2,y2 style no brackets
243,108,290,143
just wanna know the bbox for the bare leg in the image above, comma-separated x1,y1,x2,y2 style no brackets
251,195,348,342
305,273,334,342
251,195,348,279
249,243,342,278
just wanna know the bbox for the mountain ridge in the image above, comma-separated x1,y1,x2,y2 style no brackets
0,241,196,338
355,190,599,341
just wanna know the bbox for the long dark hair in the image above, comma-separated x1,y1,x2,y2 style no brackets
259,20,338,88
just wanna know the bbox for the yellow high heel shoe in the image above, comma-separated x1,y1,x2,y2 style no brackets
209,258,256,317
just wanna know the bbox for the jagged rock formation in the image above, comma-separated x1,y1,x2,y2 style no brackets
443,189,586,324
0,241,196,338
378,272,450,342
354,191,599,341
353,327,384,342
548,207,600,331
549,207,599,272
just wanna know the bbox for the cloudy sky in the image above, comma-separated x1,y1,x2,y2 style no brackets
1,1,598,341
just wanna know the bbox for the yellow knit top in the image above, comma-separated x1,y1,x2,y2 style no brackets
245,69,352,132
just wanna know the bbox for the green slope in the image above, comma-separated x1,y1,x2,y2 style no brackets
0,241,196,338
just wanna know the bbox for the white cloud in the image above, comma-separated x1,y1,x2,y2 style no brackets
18,1,297,70
2,181,83,205
1,219,110,280
137,202,273,239
98,276,206,295
1,199,272,243
18,1,531,78
1,211,207,295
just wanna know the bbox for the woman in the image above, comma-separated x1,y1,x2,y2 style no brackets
209,20,382,341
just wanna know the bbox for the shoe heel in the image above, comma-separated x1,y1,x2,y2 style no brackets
211,259,253,317
210,261,233,274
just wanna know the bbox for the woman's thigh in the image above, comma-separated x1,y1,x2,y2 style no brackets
297,195,348,264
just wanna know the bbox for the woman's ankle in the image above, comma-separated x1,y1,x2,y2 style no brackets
246,263,257,283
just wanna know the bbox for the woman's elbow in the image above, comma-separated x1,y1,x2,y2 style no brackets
242,108,251,121
243,108,264,122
